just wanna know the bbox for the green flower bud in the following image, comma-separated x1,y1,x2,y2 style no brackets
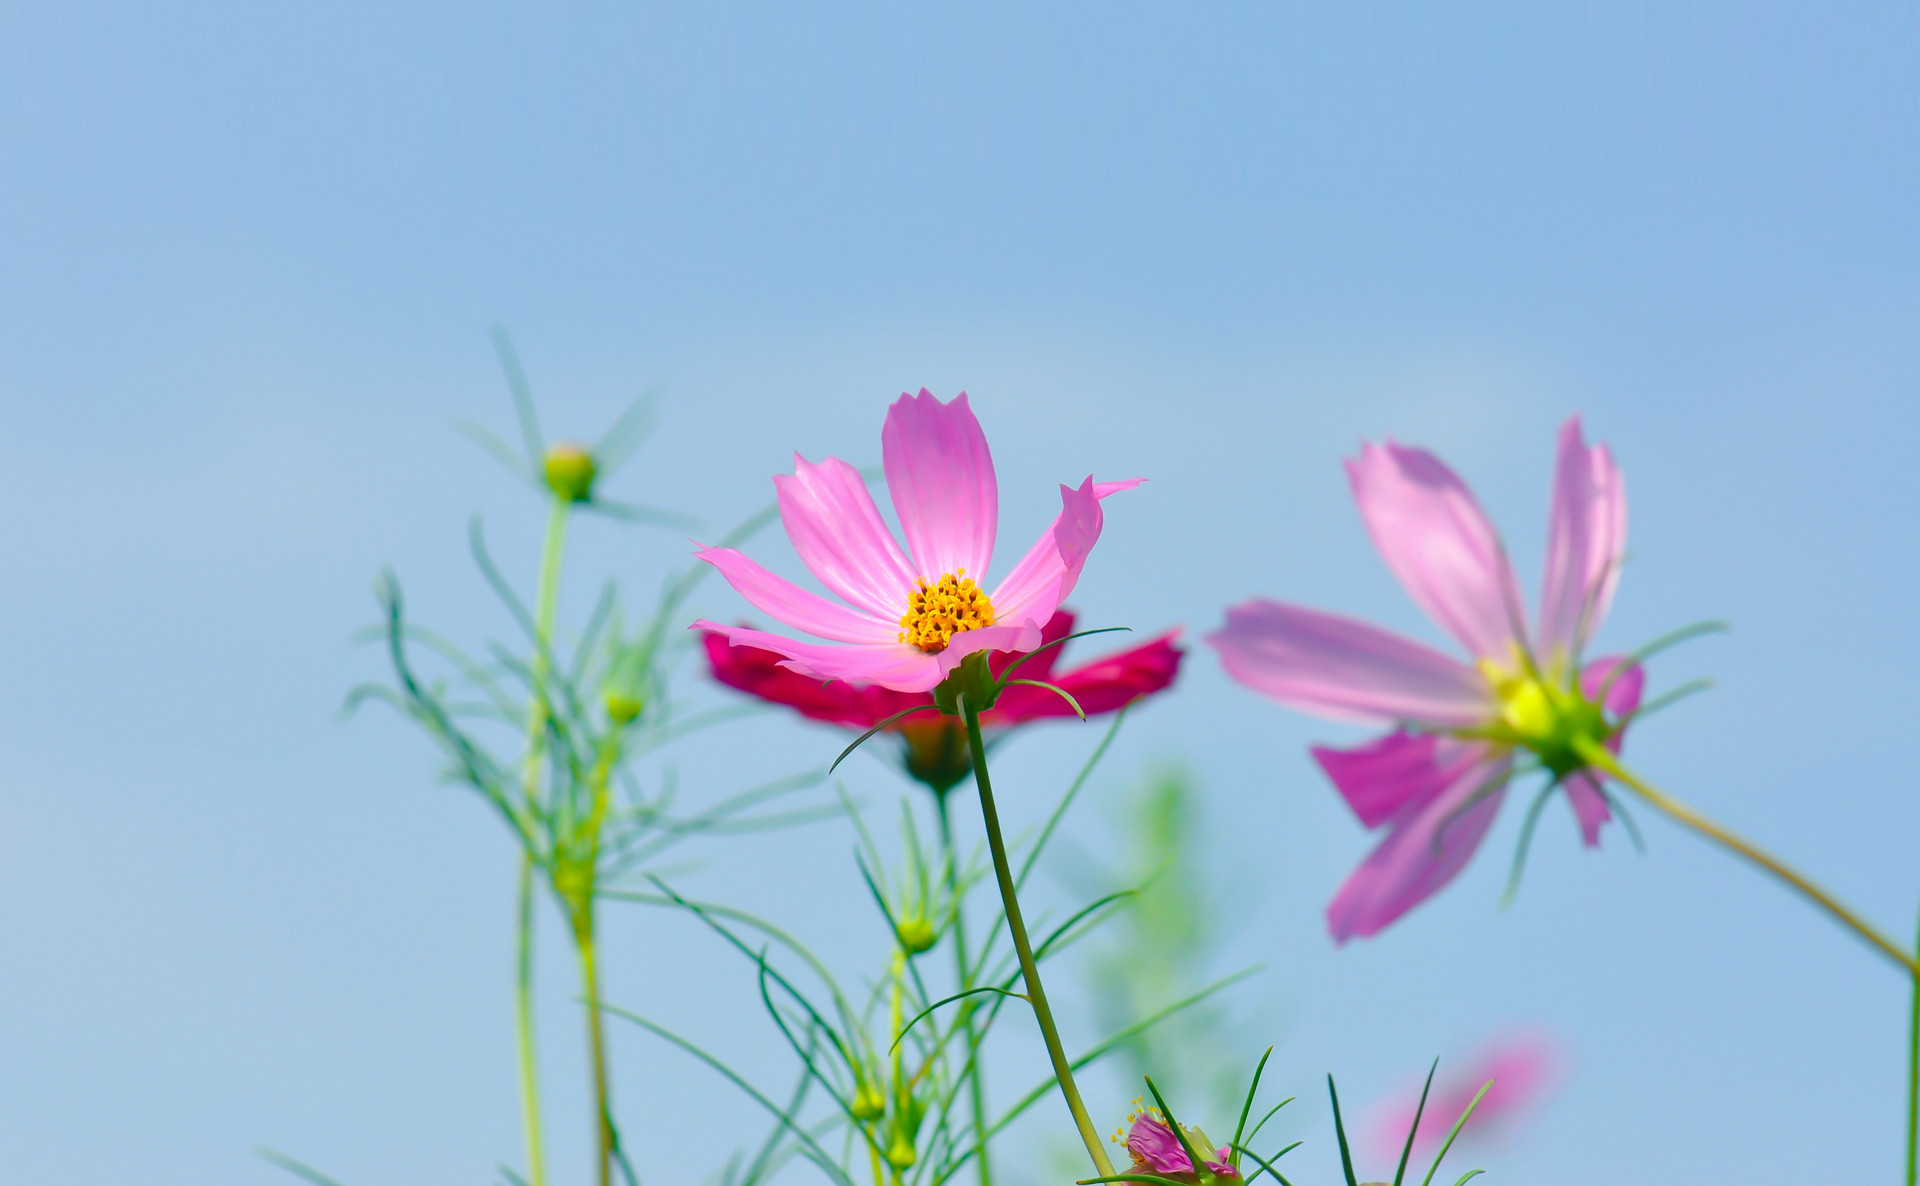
850,1084,886,1121
885,1134,916,1169
604,689,644,725
896,915,938,955
543,442,597,503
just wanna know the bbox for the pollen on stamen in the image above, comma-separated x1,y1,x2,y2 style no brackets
898,569,995,653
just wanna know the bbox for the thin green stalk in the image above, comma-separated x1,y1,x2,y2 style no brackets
523,496,570,807
959,695,1114,1179
1908,899,1919,1186
1577,742,1918,976
516,855,548,1186
578,917,614,1186
936,794,993,1186
569,739,620,1186
514,495,569,1186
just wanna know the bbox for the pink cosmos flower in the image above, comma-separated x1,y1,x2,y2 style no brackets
1113,1102,1238,1183
693,390,1141,695
1208,416,1644,940
1363,1031,1561,1162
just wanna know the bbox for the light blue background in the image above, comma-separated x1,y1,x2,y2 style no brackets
2,3,1916,1183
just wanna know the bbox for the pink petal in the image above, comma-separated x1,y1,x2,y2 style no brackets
1537,416,1628,661
929,622,1047,684
988,609,1078,680
991,477,1141,626
882,389,998,580
1580,654,1645,725
1326,744,1512,941
1347,439,1528,661
1561,654,1646,845
774,454,919,620
694,545,898,644
692,620,943,692
1363,1030,1561,1159
1207,599,1492,727
1562,773,1612,846
1313,730,1447,829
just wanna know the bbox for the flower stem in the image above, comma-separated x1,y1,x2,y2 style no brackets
513,495,569,1186
515,854,548,1186
1908,899,1919,1186
577,914,614,1186
1578,742,1917,976
936,794,994,1186
959,694,1115,1180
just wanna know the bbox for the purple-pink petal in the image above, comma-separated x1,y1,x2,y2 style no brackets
1313,730,1449,830
1326,743,1512,941
1208,599,1492,727
882,389,998,580
991,477,1141,627
1347,440,1528,662
693,545,898,644
774,454,919,620
1537,416,1628,661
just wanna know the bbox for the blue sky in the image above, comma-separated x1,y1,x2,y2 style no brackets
2,3,1916,1183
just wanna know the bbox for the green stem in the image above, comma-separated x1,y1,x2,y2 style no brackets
959,695,1114,1179
578,914,614,1186
513,496,569,1186
1908,899,1919,1186
1578,742,1918,976
516,855,548,1186
936,794,993,1186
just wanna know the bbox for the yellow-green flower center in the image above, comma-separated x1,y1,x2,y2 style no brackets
898,570,994,653
1472,654,1612,778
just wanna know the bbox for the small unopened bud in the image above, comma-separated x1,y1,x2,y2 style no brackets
885,1135,917,1169
604,690,643,725
850,1085,885,1121
543,442,597,503
897,916,938,955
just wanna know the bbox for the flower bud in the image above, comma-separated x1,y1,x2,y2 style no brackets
604,689,643,725
885,1134,917,1169
850,1084,886,1121
543,442,597,503
896,915,938,955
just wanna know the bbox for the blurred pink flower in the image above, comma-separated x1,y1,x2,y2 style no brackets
1363,1031,1562,1162
694,389,1141,694
1209,417,1643,939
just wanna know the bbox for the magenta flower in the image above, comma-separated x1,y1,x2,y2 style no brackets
1112,1101,1238,1183
1363,1031,1561,1161
1208,416,1644,940
694,390,1140,694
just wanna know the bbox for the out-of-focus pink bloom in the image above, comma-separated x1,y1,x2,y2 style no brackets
1113,1102,1238,1182
1363,1032,1562,1162
703,610,1182,793
1208,417,1642,940
693,389,1141,694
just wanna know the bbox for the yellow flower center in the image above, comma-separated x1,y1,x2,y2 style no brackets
1472,651,1611,778
898,570,995,653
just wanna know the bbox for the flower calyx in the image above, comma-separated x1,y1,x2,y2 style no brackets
1467,654,1616,780
931,649,1002,718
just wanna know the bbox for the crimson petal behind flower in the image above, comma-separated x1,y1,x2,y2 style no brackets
1209,415,1639,940
701,610,1183,731
693,390,1142,694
